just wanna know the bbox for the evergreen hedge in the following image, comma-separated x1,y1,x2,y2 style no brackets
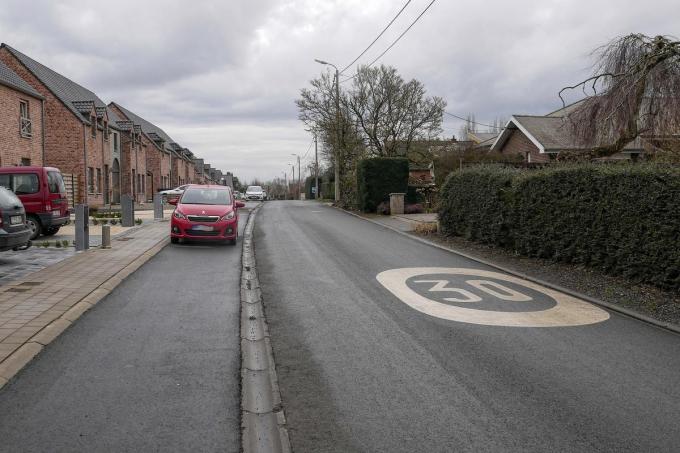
438,165,518,245
439,164,680,289
357,158,409,212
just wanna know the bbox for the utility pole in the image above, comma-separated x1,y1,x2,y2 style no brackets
297,154,301,200
291,164,295,199
282,171,287,199
314,132,319,199
314,59,341,203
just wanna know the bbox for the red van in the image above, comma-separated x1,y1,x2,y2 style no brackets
0,166,70,239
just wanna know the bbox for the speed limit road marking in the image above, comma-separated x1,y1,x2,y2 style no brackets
376,268,610,327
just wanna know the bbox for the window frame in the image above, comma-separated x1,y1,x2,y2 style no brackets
19,100,32,138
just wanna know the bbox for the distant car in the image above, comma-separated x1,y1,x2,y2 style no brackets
245,185,265,201
169,185,245,245
0,187,32,252
0,166,70,240
159,184,189,201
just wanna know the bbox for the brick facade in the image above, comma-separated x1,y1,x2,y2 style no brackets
119,132,147,204
497,129,550,163
0,84,43,166
0,47,110,206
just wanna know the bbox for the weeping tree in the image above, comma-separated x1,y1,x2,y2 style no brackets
560,34,680,157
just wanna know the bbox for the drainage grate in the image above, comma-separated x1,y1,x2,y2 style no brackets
116,237,134,242
18,281,43,287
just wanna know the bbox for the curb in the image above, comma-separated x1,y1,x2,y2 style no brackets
0,230,170,390
335,206,680,336
240,204,291,453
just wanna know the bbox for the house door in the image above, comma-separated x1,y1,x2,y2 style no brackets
104,164,110,205
111,159,120,204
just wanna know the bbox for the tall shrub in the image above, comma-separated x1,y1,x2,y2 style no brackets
357,158,409,212
438,165,517,245
438,163,680,289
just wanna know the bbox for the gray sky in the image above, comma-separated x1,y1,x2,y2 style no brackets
1,0,678,182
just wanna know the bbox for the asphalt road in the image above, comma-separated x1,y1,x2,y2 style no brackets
0,209,250,452
255,201,680,453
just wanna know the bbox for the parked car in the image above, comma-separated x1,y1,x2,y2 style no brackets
169,185,245,245
0,166,69,240
159,184,190,201
245,185,265,201
0,186,32,252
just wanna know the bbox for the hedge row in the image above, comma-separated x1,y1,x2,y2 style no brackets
357,158,409,212
439,164,680,289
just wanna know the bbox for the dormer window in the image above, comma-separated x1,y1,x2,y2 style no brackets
91,116,97,137
104,121,109,141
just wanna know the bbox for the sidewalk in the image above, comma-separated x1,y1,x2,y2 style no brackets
360,212,438,232
0,220,170,388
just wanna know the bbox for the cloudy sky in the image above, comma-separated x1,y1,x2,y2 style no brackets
1,0,677,181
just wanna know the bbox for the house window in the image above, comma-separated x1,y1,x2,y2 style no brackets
19,100,32,138
104,122,109,141
96,168,102,193
88,167,95,193
112,131,119,152
91,116,97,137
20,158,31,166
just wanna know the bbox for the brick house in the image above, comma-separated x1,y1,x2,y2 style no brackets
491,106,644,162
0,44,119,207
108,102,200,193
0,58,44,167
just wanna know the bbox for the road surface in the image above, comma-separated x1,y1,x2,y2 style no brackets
0,209,250,452
255,201,680,453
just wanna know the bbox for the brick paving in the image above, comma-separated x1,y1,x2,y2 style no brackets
0,220,169,366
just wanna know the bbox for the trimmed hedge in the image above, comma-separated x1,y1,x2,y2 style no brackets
439,164,680,289
357,158,409,212
438,165,518,245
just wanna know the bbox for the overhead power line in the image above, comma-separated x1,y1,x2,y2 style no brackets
341,0,437,84
444,111,501,129
339,0,413,75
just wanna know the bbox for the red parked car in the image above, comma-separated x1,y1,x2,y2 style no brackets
0,166,70,240
169,185,245,245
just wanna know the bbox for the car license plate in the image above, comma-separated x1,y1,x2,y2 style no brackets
192,225,213,232
10,215,22,225
52,209,61,217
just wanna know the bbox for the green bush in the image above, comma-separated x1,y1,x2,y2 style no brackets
357,157,409,212
438,165,517,245
304,176,318,200
406,186,425,204
439,163,680,289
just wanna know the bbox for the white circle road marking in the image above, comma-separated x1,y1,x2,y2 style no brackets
376,267,610,327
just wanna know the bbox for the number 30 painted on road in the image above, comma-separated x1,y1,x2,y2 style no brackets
377,268,610,327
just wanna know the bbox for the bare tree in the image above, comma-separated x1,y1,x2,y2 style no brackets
346,65,446,157
560,34,680,157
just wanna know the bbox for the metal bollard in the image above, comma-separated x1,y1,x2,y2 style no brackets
153,193,163,220
101,224,111,249
121,195,135,227
75,204,89,251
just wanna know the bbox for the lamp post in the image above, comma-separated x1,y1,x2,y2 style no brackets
291,153,301,199
314,59,341,202
282,171,287,199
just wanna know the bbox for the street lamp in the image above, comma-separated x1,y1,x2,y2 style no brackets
314,58,341,202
